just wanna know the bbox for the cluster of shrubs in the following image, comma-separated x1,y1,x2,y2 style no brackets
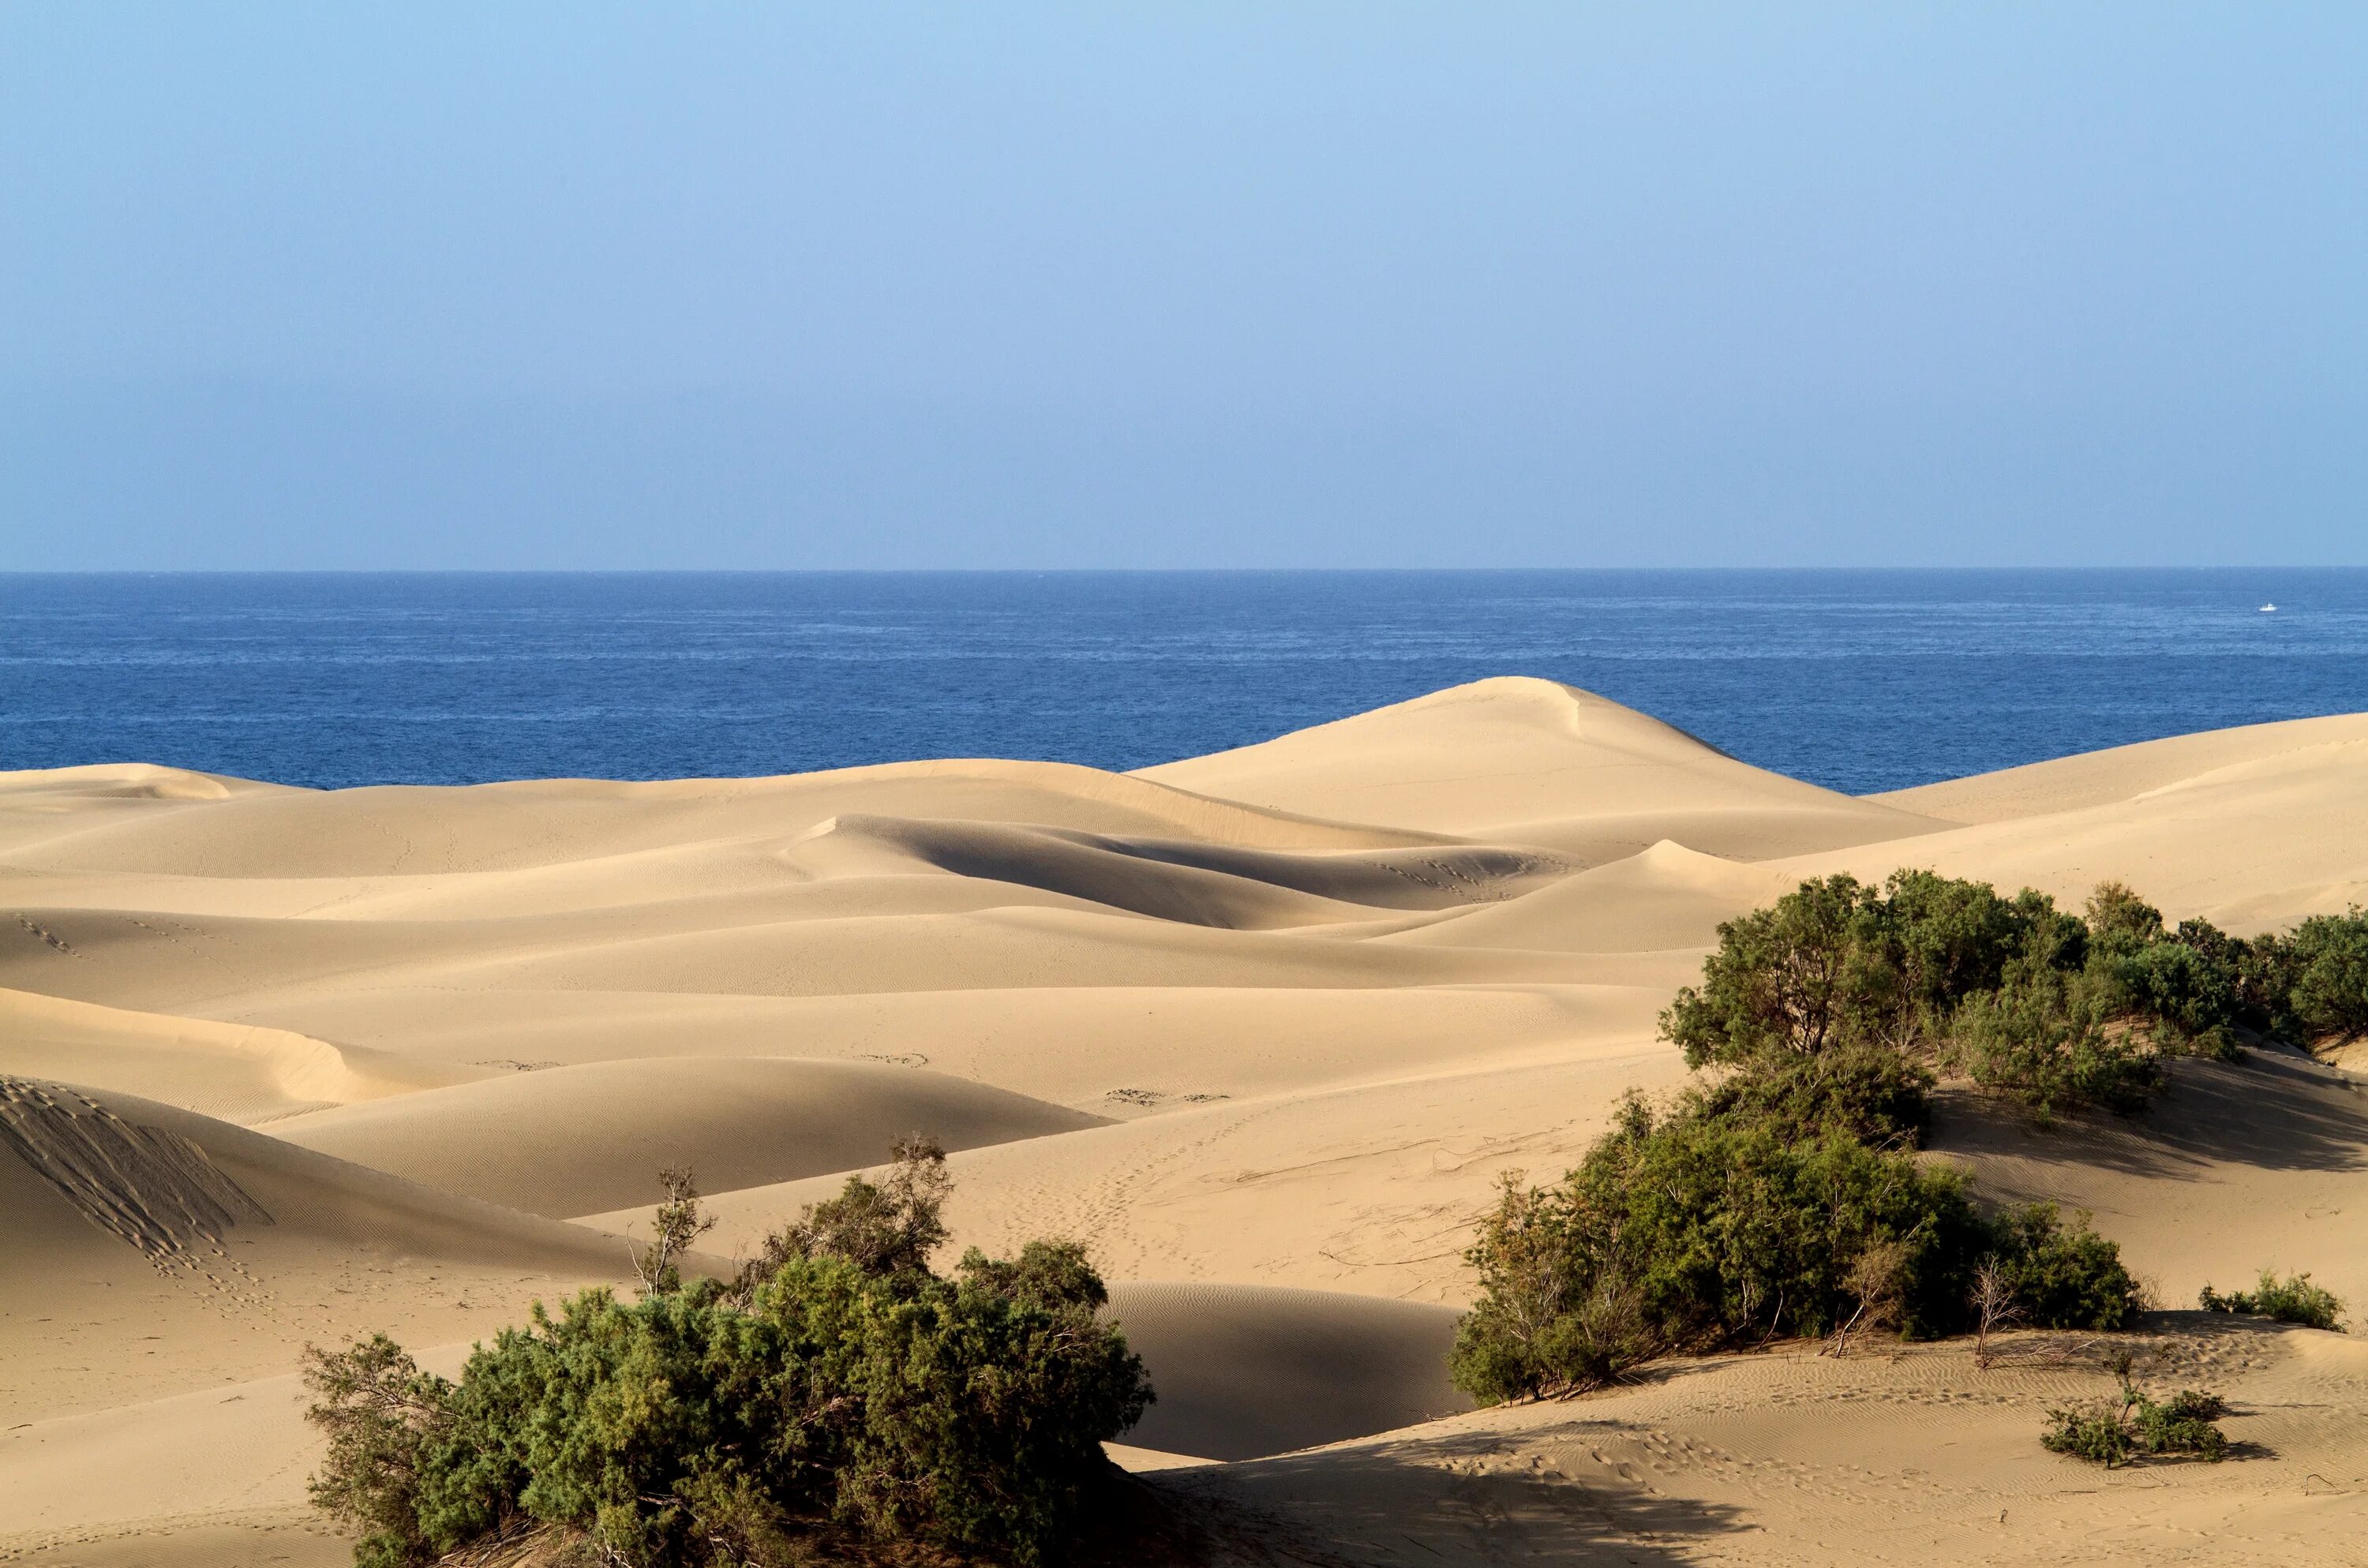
305,1142,1152,1568
1454,869,2362,1439
2200,1269,2347,1330
1447,1050,2145,1401
1665,872,2368,1121
2042,1371,2228,1467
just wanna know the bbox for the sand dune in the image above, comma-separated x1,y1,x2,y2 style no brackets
1,1077,631,1424
1936,1047,2368,1312
270,1057,1105,1217
1388,837,1798,954
1171,1320,2368,1565
9,679,2368,1564
0,986,484,1124
1873,710,2368,824
1801,724,2368,931
1105,1282,1469,1460
1141,677,1951,858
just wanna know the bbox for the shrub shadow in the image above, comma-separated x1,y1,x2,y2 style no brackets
1933,1047,2368,1178
1139,1428,1750,1566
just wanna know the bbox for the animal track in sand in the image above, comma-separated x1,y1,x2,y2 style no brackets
0,1078,272,1262
1105,1086,1231,1109
8,911,81,958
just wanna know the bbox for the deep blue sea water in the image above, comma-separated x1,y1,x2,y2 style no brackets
4,571,2366,796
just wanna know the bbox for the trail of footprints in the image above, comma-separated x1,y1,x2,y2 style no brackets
0,1076,279,1313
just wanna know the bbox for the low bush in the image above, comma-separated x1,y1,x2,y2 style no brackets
1662,872,2049,1068
306,1149,1152,1567
1447,1063,2145,1403
1661,871,2265,1119
2271,910,2368,1046
1680,1042,1935,1147
2199,1270,2346,1330
1946,966,2160,1123
1982,1202,2146,1330
2043,1381,2227,1467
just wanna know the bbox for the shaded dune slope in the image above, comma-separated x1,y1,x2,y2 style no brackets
1106,1282,1469,1461
0,1076,634,1424
269,1057,1107,1218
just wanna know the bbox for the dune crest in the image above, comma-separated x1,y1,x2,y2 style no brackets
0,985,486,1123
1142,675,1951,858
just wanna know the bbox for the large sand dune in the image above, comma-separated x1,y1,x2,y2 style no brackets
8,677,2367,1562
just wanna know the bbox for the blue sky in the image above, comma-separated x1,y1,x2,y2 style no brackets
4,4,2363,568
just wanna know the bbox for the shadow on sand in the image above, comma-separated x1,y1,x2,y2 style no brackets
1935,1046,2368,1179
1141,1426,1750,1567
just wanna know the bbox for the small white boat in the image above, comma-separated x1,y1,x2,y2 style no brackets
2260,602,2278,612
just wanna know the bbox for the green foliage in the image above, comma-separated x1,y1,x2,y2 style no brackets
1680,1042,1934,1147
2042,1381,2227,1466
1675,873,2368,1103
305,1151,1152,1567
1447,1055,2145,1405
1980,1203,2145,1330
1555,1106,1988,1349
1662,874,1896,1065
733,1134,952,1297
301,1335,463,1568
1662,869,2351,1117
2277,910,2368,1046
2082,881,2166,949
1947,964,2160,1121
2199,1269,2346,1330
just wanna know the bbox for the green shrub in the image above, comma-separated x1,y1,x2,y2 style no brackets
1662,874,1905,1065
1445,1060,2153,1404
2282,911,2368,1046
306,1152,1152,1567
300,1335,460,1568
2043,1381,2227,1466
1947,964,2160,1121
1661,870,2272,1117
2083,881,2166,949
2199,1269,2346,1330
1561,1110,1990,1349
731,1133,952,1297
1680,1042,1934,1147
1982,1203,2145,1330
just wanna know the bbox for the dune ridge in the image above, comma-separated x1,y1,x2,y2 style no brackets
9,678,2368,1563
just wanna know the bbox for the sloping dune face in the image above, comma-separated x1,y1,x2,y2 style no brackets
9,679,2368,1564
1141,675,1952,861
269,1057,1107,1218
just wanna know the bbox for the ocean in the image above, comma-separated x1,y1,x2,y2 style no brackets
3,570,2364,796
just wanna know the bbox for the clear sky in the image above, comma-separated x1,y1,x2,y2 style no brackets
5,4,2363,569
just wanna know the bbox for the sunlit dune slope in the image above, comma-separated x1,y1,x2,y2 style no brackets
1800,723,2368,931
1141,676,1952,859
0,985,485,1124
1872,710,2368,824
